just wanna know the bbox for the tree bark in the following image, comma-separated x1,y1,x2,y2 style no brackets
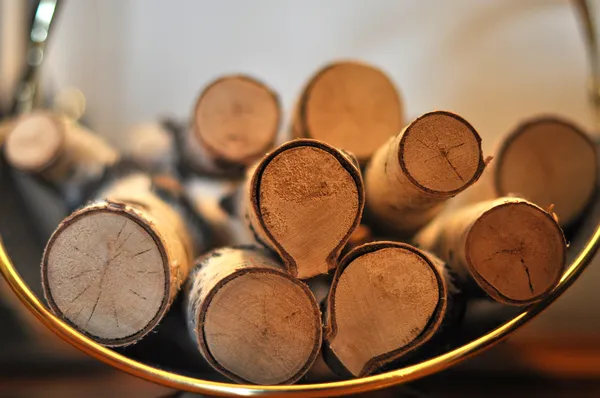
184,245,322,385
414,197,567,305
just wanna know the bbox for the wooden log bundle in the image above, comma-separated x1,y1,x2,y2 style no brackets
293,61,404,165
183,75,281,175
246,139,364,279
324,242,457,377
365,111,487,236
415,197,567,305
489,116,598,226
12,59,593,386
41,172,200,346
184,246,322,385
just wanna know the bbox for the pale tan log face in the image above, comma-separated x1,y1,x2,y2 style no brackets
466,201,566,303
330,247,440,377
203,272,320,385
495,118,597,226
44,210,166,343
363,111,485,235
303,62,403,162
257,145,360,278
5,112,64,172
401,112,483,194
194,76,279,164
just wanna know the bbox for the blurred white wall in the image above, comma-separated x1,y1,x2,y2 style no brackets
32,0,600,336
43,0,595,149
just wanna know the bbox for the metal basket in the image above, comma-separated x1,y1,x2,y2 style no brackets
1,1,599,396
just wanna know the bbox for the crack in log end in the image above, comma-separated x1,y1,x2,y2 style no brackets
108,249,124,263
131,248,152,258
446,142,466,151
69,280,96,304
85,258,111,326
415,137,435,151
72,305,86,321
439,148,465,183
67,269,96,280
284,311,299,321
72,245,105,263
112,231,133,257
115,220,126,242
129,289,148,300
85,293,101,327
521,258,534,294
113,302,120,329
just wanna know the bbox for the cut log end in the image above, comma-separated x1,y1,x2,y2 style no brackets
42,204,168,346
466,201,566,305
200,270,322,385
251,140,364,279
400,111,484,195
300,62,403,162
5,112,65,172
494,117,598,226
193,75,280,165
327,243,446,377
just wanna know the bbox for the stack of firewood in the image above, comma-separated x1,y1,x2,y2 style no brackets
2,60,598,385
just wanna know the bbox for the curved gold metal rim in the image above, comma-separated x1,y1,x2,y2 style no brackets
1,222,598,397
